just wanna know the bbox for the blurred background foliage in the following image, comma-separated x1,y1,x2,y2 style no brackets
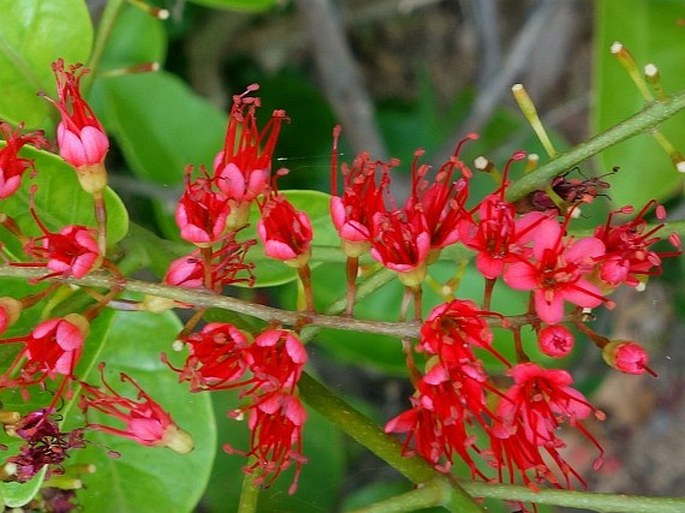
2,0,685,511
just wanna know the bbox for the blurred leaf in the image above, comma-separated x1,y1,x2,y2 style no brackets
0,0,93,128
67,309,216,513
97,4,168,72
99,71,227,238
593,0,685,207
0,147,129,257
188,0,278,12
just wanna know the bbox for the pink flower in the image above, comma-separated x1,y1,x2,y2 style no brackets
330,127,392,255
458,152,540,279
47,59,109,168
175,166,230,246
0,122,48,199
257,192,313,268
214,84,288,230
167,322,251,391
537,324,575,358
503,217,607,324
369,207,431,286
164,252,205,288
79,363,193,453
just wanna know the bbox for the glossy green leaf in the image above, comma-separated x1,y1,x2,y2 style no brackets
0,147,129,255
593,0,685,207
188,0,278,12
67,309,216,513
0,0,93,128
100,71,226,238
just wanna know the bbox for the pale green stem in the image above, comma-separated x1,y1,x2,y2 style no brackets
85,0,127,91
506,91,685,201
349,479,453,513
237,464,260,513
461,482,685,513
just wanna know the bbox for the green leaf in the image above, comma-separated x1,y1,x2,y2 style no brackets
97,4,168,72
0,0,93,128
68,310,216,513
0,147,129,255
593,0,685,207
188,0,278,12
100,71,226,238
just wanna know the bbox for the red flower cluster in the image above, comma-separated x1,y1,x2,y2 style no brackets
331,136,680,490
166,323,308,493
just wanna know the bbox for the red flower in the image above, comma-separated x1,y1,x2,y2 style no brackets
330,127,393,256
0,314,88,392
214,84,288,230
420,299,509,368
385,366,487,478
0,121,47,199
225,392,307,494
79,363,193,453
244,329,308,396
369,207,431,286
257,192,313,268
503,217,607,324
405,135,475,255
167,322,251,391
490,362,604,488
47,59,109,169
594,201,681,289
24,223,100,279
175,166,230,246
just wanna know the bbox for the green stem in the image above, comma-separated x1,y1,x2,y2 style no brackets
349,479,453,513
297,372,484,513
461,482,685,513
85,0,127,90
237,464,260,513
506,91,685,201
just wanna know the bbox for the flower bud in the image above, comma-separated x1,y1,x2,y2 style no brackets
602,340,652,375
0,297,23,335
537,324,574,358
